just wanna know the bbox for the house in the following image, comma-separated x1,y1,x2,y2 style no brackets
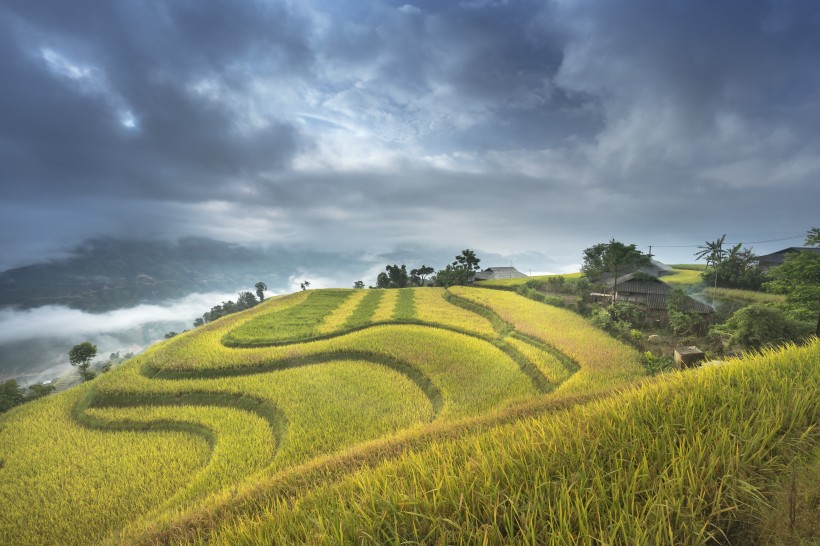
591,273,714,323
756,247,820,273
640,260,674,278
473,267,528,281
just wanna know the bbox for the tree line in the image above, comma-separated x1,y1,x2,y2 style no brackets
363,249,482,289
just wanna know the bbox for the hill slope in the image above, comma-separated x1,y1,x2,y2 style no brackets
0,287,815,545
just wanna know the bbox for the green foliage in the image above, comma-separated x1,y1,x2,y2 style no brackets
433,264,473,287
0,380,25,413
453,249,481,272
764,250,820,313
666,287,704,335
353,280,365,289
694,234,727,275
701,243,765,290
611,301,641,325
68,342,97,382
409,265,434,286
713,303,813,351
255,282,267,301
25,383,56,401
640,351,675,374
514,285,565,307
804,226,820,247
581,239,651,282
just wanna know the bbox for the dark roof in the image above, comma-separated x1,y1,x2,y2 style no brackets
757,247,820,261
606,277,714,313
473,267,528,281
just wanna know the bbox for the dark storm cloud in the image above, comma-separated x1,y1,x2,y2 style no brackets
1,0,819,271
0,0,308,201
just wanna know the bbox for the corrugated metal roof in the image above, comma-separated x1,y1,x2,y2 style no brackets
474,267,528,280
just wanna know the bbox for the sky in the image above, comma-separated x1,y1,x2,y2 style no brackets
1,0,819,272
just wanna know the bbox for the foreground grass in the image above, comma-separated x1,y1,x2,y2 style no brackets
200,340,820,545
0,386,211,546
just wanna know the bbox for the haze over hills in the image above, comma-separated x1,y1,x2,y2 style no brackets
0,237,561,382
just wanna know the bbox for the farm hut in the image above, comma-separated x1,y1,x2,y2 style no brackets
473,267,528,281
756,247,820,273
600,274,714,324
640,260,674,278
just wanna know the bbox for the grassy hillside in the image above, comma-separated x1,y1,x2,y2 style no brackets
0,286,815,545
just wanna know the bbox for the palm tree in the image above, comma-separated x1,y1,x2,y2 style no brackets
694,235,726,289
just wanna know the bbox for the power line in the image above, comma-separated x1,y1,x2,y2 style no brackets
649,234,804,249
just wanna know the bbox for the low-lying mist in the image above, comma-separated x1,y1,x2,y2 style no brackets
0,290,260,384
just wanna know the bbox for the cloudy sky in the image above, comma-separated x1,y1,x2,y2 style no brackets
2,0,819,271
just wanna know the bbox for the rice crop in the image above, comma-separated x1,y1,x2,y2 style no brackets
392,288,416,321
223,289,351,346
315,289,368,334
199,340,820,546
343,289,383,329
477,272,582,290
0,386,211,546
370,288,399,322
449,286,645,393
663,267,706,286
703,286,786,304
0,285,646,546
413,288,497,338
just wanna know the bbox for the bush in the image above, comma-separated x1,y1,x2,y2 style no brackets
713,304,813,351
640,351,675,375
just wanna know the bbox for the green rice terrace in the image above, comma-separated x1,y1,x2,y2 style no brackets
0,287,817,545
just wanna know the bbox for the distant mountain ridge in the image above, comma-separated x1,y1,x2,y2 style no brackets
0,237,344,312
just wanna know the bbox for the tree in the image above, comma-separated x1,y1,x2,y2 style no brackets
581,240,651,302
237,291,258,310
300,281,311,290
433,264,473,287
453,249,481,272
25,383,55,401
353,281,365,289
694,235,726,289
376,272,390,289
255,282,267,302
0,379,25,413
805,227,820,247
701,243,764,290
410,265,434,287
386,264,409,288
764,247,820,335
69,341,97,382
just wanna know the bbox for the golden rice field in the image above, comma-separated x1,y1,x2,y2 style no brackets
1,285,813,545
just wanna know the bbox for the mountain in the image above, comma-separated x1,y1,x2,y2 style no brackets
0,237,354,312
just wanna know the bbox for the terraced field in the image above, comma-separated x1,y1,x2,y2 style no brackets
6,286,808,545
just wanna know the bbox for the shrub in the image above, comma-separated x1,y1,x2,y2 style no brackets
713,303,813,351
640,351,675,374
